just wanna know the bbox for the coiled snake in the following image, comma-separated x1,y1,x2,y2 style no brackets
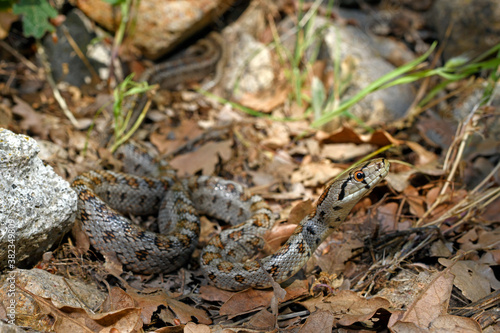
72,157,389,290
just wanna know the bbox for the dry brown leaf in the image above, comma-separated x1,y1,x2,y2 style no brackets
467,138,500,160
480,197,500,223
429,240,453,257
86,308,143,333
320,143,377,162
126,289,175,325
489,249,500,264
299,290,391,327
0,103,12,127
283,279,310,300
390,315,482,333
183,322,211,333
101,287,135,312
247,309,275,331
11,96,48,138
16,285,143,333
238,84,289,112
102,251,125,276
153,324,185,333
405,141,438,166
219,288,273,318
102,287,211,326
166,298,211,325
71,221,91,256
316,126,402,146
199,285,234,303
475,227,500,250
457,228,478,247
385,160,444,193
308,232,364,280
425,188,467,221
287,200,314,225
150,119,203,155
103,287,164,325
385,170,415,193
403,185,426,218
388,270,480,332
428,314,482,332
438,259,500,302
378,202,399,232
198,216,221,246
260,122,291,149
398,270,454,327
264,221,297,253
459,226,500,251
219,280,308,319
479,249,500,265
169,140,232,176
260,150,297,186
269,273,286,324
291,160,343,187
298,310,334,333
375,270,435,311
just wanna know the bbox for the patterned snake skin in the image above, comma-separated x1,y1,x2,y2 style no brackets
72,157,389,290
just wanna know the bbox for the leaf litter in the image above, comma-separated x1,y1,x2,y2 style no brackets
1,4,500,333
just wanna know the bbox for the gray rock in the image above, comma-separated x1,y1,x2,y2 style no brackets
278,15,415,126
336,8,416,66
42,9,108,87
428,0,500,61
0,128,77,269
224,31,275,97
322,19,415,126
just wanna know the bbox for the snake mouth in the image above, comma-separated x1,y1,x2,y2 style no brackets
362,158,389,190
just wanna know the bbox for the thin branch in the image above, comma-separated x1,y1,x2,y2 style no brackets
36,40,80,127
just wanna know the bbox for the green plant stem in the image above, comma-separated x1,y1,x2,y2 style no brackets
111,99,151,153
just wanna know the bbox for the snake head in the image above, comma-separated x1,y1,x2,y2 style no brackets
316,158,390,221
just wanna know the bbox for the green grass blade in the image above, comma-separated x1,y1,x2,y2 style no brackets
311,42,437,128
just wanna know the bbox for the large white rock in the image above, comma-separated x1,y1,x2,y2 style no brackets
0,128,77,268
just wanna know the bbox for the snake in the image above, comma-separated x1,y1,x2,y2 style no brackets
126,32,225,129
72,157,389,290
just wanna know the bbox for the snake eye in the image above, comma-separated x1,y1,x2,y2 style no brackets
354,170,365,182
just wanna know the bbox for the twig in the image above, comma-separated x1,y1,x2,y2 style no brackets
61,25,100,83
0,40,38,72
416,102,480,226
36,40,79,127
163,128,230,159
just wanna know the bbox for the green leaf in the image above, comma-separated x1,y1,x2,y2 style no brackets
13,0,57,39
311,76,325,120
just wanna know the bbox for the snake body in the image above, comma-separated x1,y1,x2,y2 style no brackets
72,158,389,290
127,33,224,129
